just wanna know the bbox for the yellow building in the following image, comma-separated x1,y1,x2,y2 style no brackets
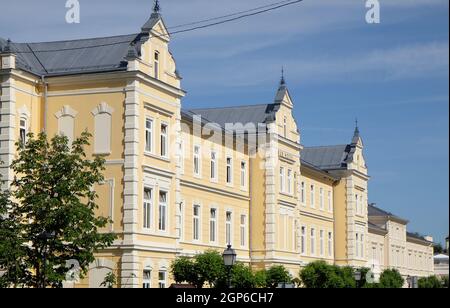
0,6,434,288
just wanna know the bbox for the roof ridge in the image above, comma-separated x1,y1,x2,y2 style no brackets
190,103,272,111
304,144,348,149
15,33,138,45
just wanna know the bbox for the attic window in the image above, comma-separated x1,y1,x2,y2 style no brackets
154,51,160,79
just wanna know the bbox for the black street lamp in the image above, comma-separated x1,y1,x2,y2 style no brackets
354,269,362,288
37,231,55,288
222,245,236,288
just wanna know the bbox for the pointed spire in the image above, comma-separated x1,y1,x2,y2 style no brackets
280,66,286,87
352,118,362,145
153,0,161,14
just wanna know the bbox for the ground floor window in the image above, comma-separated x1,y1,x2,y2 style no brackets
158,270,167,288
143,270,151,288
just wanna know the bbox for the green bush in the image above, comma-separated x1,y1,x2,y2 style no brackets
299,261,357,288
265,265,292,288
418,276,442,288
254,269,268,288
170,256,197,285
379,269,404,288
231,263,256,288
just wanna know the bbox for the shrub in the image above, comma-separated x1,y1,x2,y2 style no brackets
418,276,442,289
231,263,256,288
379,269,404,288
299,261,357,288
265,265,292,288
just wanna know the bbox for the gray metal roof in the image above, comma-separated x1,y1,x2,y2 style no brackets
302,145,349,170
189,103,278,128
368,222,388,234
407,232,433,244
368,204,409,223
4,33,139,76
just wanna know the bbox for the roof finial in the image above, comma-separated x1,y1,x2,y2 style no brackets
280,66,286,86
353,117,360,140
153,0,161,13
4,38,12,52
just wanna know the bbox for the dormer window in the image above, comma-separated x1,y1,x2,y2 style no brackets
154,51,160,79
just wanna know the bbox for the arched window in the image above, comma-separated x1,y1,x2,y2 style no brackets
91,102,114,155
154,51,160,79
55,105,78,146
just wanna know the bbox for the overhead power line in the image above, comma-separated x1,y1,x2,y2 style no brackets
12,0,304,54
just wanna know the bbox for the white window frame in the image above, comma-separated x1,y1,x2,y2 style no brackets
193,145,201,177
328,231,333,258
19,117,28,145
143,187,153,230
158,190,168,232
240,214,247,248
355,194,359,214
210,151,218,182
310,185,315,208
310,228,316,255
240,161,247,190
280,167,285,193
193,204,201,242
145,117,154,154
328,190,333,212
226,156,233,186
283,116,287,138
160,122,169,158
158,270,167,288
301,225,307,255
301,182,306,205
319,187,324,210
209,207,218,244
154,51,160,79
356,233,360,258
143,269,152,288
226,211,233,245
287,169,293,195
178,201,184,240
179,140,185,174
320,229,324,256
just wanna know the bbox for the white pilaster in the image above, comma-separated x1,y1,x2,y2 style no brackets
0,74,16,190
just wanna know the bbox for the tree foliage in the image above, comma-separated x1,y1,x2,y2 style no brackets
265,265,292,288
230,263,256,288
0,132,116,288
418,276,442,289
378,269,404,288
299,261,356,288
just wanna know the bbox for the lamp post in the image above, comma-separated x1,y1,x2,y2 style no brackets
37,231,55,288
222,245,236,288
354,269,362,288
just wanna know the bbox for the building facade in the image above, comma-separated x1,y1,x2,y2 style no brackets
0,7,434,288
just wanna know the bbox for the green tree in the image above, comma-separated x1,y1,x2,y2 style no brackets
418,276,442,289
100,272,117,288
231,263,256,288
170,256,197,285
433,243,444,254
378,269,404,288
254,269,268,288
0,132,116,288
299,261,354,288
265,265,292,288
194,250,226,288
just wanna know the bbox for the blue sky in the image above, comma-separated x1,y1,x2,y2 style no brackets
1,0,448,245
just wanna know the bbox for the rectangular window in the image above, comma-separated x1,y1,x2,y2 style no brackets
194,145,201,176
143,270,151,288
240,215,246,247
226,157,233,185
301,226,306,254
319,188,324,210
328,191,332,212
355,194,359,214
158,270,166,288
310,185,315,208
360,195,364,215
361,234,364,258
287,169,293,195
240,161,246,189
19,118,27,145
283,116,287,138
158,191,167,231
143,188,153,229
328,232,333,257
179,140,185,174
210,151,217,181
154,51,160,79
160,123,168,157
301,182,305,205
145,118,153,153
310,228,316,255
356,233,360,257
193,205,200,241
178,202,184,240
210,208,217,243
280,167,285,193
320,230,324,256
226,211,232,245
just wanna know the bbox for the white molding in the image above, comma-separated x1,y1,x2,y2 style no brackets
91,102,114,116
55,105,78,119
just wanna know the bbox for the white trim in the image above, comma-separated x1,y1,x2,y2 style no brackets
55,105,78,119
